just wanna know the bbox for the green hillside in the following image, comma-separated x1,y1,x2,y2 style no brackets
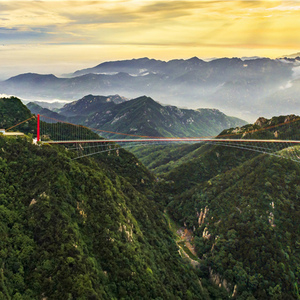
0,135,209,299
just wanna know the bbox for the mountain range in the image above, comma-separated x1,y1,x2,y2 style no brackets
27,94,246,138
1,96,300,299
2,56,300,121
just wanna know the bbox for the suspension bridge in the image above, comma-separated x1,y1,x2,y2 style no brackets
4,113,300,162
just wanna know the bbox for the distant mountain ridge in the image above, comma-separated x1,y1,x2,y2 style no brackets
280,52,300,59
2,56,300,120
59,94,127,116
27,94,247,138
26,102,67,121
72,57,208,77
73,57,166,77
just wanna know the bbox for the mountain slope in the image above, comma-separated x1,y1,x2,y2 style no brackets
144,115,300,299
27,102,67,121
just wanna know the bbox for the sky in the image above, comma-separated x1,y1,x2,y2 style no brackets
0,0,300,78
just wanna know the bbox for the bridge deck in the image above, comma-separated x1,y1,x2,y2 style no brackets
42,138,300,144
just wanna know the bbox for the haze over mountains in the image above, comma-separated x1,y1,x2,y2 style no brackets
2,56,300,121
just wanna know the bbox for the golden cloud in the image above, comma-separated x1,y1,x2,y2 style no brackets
0,0,299,60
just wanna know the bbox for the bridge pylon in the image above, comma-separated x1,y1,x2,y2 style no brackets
37,114,40,142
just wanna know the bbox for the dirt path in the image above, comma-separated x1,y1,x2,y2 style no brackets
164,213,200,267
177,244,200,267
176,227,200,267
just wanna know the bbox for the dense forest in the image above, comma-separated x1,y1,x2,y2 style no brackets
0,97,208,299
167,153,300,299
1,96,300,299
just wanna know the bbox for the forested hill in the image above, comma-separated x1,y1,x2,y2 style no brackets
0,97,213,299
27,94,246,138
219,114,300,140
0,96,36,134
168,152,300,299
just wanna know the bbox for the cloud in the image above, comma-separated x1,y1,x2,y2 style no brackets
0,26,49,41
292,65,300,79
63,10,140,25
0,0,299,69
280,80,293,90
138,1,206,13
268,4,300,12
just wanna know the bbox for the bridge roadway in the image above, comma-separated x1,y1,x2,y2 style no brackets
42,138,300,144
